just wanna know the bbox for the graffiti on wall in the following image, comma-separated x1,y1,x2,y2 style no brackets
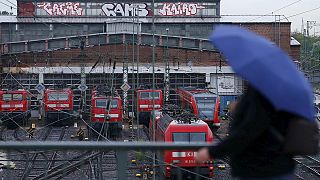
159,3,205,16
37,2,83,16
101,3,149,16
218,76,235,93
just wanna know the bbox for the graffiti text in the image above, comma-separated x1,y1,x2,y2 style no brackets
102,3,149,16
37,2,83,16
159,3,205,16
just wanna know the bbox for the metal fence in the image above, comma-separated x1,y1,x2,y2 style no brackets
0,141,213,180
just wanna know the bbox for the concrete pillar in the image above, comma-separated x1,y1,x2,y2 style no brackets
85,35,89,46
45,40,48,50
179,38,183,48
65,38,69,49
122,34,126,44
106,34,110,44
24,41,28,52
199,40,202,50
159,35,163,46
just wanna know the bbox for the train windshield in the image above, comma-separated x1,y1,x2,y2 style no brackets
2,94,23,101
195,97,216,119
48,93,69,101
172,132,206,143
139,92,160,99
95,99,118,109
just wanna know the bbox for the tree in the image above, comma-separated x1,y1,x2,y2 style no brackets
292,32,320,89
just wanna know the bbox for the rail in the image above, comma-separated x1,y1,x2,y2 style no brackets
0,141,213,179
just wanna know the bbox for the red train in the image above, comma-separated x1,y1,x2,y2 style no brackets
150,105,214,179
177,87,221,130
90,88,123,137
136,88,163,127
43,88,74,125
0,89,31,129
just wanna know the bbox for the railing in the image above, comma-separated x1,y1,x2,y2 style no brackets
0,141,214,180
0,32,215,55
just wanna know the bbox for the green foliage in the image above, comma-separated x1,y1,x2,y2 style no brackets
135,151,146,161
292,32,320,75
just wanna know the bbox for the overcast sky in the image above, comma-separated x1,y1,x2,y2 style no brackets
1,0,319,34
221,0,320,34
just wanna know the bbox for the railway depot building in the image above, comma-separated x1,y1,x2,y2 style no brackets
0,0,299,114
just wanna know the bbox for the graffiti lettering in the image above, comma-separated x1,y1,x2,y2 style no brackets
101,3,149,16
37,2,83,16
159,3,205,16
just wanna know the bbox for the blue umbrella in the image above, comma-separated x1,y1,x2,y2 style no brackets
209,25,314,121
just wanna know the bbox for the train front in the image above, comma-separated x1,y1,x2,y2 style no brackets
137,89,163,127
194,93,221,129
164,120,214,178
90,95,123,132
0,90,30,128
44,89,74,125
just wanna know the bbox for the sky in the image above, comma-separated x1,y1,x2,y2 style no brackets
221,0,320,34
0,0,319,34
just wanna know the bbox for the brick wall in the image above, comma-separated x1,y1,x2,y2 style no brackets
0,22,293,68
290,45,301,62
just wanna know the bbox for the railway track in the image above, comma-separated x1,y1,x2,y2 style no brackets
19,127,65,179
295,155,320,179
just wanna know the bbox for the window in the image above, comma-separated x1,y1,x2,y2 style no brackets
12,94,23,101
140,92,150,99
48,93,69,101
172,133,189,143
139,92,160,99
172,132,206,143
195,97,216,119
190,132,206,142
2,94,12,101
95,99,118,109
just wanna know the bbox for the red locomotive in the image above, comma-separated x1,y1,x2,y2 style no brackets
0,89,31,129
149,105,214,179
136,88,163,127
43,88,74,125
90,87,123,138
177,87,221,130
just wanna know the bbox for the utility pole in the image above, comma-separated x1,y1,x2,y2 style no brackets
151,0,156,179
164,28,170,103
123,43,129,119
131,6,136,140
135,5,140,141
79,39,87,119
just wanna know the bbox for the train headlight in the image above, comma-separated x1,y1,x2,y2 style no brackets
94,114,104,118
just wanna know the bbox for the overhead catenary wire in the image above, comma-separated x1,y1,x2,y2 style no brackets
281,6,320,20
247,0,303,22
0,3,232,179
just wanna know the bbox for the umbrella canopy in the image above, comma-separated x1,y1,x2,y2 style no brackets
210,25,314,121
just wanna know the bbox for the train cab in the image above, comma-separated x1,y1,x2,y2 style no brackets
0,89,31,129
150,105,214,179
177,87,221,130
136,89,163,127
43,88,74,125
